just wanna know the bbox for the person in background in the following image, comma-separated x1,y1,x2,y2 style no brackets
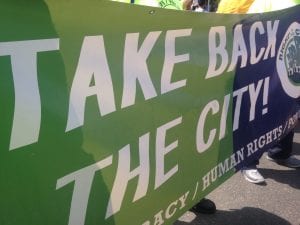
216,0,255,13
248,0,300,12
239,0,300,184
112,0,217,214
241,131,299,184
182,0,192,10
182,0,207,12
113,0,183,10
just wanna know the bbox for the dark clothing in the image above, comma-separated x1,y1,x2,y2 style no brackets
268,131,295,160
248,130,295,167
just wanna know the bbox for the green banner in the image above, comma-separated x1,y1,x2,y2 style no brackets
0,1,299,225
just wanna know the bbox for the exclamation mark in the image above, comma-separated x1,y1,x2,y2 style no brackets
262,77,270,115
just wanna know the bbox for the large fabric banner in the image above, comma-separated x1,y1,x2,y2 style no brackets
0,1,299,225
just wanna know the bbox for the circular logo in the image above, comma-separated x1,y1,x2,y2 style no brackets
276,22,300,98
